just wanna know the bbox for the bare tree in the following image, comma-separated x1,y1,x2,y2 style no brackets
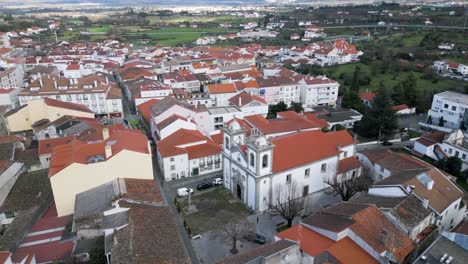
222,220,252,254
324,165,373,201
267,181,305,228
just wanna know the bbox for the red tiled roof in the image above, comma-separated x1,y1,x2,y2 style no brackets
244,113,320,135
157,129,207,158
228,91,266,107
49,128,149,177
271,130,354,173
337,156,362,174
359,92,376,102
0,252,11,264
0,135,24,143
207,83,237,94
0,88,15,94
327,237,378,264
43,98,93,113
392,104,409,111
122,179,164,204
38,136,75,156
65,63,80,71
137,99,160,123
156,114,190,131
13,203,74,264
185,141,222,159
276,225,334,256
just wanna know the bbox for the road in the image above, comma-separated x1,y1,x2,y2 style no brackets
322,24,468,30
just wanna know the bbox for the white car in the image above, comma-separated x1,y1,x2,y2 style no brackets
213,178,223,186
177,187,194,197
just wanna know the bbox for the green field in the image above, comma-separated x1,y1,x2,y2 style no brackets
147,14,255,25
87,26,110,33
327,62,466,93
122,27,236,46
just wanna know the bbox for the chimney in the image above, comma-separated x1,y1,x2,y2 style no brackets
105,144,112,159
53,79,57,89
94,80,98,87
426,180,434,190
102,127,109,140
238,96,242,106
106,76,109,84
39,78,43,87
423,198,429,209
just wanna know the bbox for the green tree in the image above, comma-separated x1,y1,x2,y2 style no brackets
359,86,398,139
445,157,462,178
402,72,418,107
341,89,362,111
350,66,361,92
267,101,288,119
90,248,106,264
288,102,303,113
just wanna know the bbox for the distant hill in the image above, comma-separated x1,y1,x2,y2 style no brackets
0,0,269,6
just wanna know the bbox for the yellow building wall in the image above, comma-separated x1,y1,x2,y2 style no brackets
6,106,31,132
6,99,95,132
50,150,154,216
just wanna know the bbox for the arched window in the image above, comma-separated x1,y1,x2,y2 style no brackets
262,154,268,168
225,137,230,149
250,153,255,167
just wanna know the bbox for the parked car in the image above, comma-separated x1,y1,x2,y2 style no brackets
196,182,213,191
213,178,223,186
381,140,393,146
176,187,194,197
244,232,266,244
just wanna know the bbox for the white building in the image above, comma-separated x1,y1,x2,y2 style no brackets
299,76,339,107
206,83,238,107
227,91,268,117
427,91,468,130
440,130,468,171
18,74,123,119
0,67,24,88
221,122,358,212
156,129,222,181
358,149,466,231
208,105,244,131
255,77,300,106
0,88,20,107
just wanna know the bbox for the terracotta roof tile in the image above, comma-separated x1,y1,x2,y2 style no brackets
337,156,362,174
43,98,93,113
207,83,237,94
38,136,75,156
271,130,354,173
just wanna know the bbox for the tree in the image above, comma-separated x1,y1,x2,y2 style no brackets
402,72,419,107
341,89,362,111
222,220,252,254
267,181,305,228
350,66,361,92
288,102,303,113
324,166,373,201
359,86,398,139
438,116,445,127
267,101,288,118
445,157,462,178
89,248,106,264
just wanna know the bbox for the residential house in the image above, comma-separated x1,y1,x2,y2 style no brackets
18,74,123,119
0,88,19,107
156,129,222,181
0,68,23,89
360,92,376,107
306,106,363,129
149,97,210,137
427,91,468,129
255,76,300,106
299,75,339,107
358,149,466,231
227,91,268,117
49,126,153,216
413,131,448,161
4,98,95,133
276,202,415,264
208,105,244,131
207,83,238,107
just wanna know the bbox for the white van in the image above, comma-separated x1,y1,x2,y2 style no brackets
177,187,194,197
